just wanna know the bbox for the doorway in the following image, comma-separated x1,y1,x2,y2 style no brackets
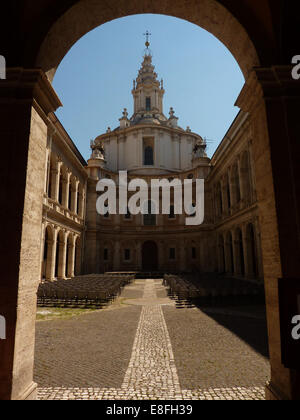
142,241,158,271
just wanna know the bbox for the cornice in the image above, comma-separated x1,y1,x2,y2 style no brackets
95,123,203,143
0,68,62,116
236,65,300,113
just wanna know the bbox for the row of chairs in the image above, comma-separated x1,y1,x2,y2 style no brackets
37,274,134,308
164,273,264,307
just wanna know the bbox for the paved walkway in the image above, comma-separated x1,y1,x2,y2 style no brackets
36,279,269,400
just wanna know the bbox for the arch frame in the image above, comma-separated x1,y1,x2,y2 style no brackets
35,0,260,82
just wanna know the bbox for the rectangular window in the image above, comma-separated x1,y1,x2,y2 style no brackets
146,97,151,111
124,249,131,261
144,201,156,226
143,137,155,166
104,249,109,261
169,248,176,260
192,247,197,259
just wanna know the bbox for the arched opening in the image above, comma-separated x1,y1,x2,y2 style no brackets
54,232,60,279
235,227,245,277
56,230,66,279
7,0,297,402
42,225,55,281
142,241,158,271
225,231,234,275
246,223,258,279
66,234,74,278
218,234,225,273
33,13,268,400
36,2,259,82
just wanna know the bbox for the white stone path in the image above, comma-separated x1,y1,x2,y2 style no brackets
38,280,265,400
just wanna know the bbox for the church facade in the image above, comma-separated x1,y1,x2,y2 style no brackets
40,47,263,283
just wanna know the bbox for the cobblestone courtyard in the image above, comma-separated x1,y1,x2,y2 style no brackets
35,279,270,400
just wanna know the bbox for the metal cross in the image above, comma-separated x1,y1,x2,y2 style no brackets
144,31,151,47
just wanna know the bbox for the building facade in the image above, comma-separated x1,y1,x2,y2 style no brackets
41,47,263,283
41,113,88,282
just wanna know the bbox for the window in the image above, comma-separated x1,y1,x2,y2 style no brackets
58,176,63,205
104,249,109,261
124,249,131,261
146,97,151,111
192,247,197,259
169,248,176,260
68,186,72,210
169,205,176,219
227,181,231,209
144,201,156,226
144,146,154,166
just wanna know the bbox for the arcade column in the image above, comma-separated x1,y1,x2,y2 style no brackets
236,66,300,400
0,68,61,400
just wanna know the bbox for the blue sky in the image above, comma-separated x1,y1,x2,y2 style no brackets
53,14,245,161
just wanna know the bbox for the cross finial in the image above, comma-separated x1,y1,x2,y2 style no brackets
144,31,151,48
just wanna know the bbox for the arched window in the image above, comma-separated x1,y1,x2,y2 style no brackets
144,146,154,166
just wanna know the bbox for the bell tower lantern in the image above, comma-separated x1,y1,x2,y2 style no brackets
131,32,165,119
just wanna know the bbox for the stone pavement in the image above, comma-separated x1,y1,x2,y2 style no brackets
36,279,269,400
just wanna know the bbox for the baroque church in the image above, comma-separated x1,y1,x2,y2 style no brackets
41,41,263,282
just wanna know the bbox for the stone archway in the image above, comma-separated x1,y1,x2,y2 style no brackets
142,241,158,272
35,0,260,82
2,0,300,402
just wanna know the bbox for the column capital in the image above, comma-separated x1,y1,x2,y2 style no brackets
55,156,63,167
2,68,62,117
